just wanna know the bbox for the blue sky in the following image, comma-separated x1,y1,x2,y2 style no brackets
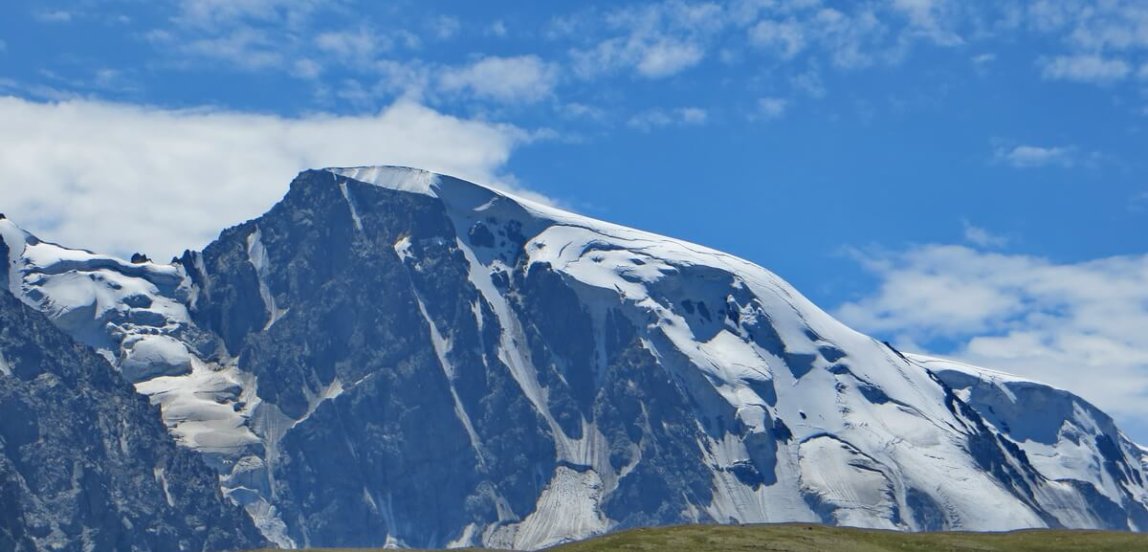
2,0,1148,440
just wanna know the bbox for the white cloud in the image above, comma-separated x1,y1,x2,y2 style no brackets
572,36,705,79
566,2,718,80
809,7,889,69
835,244,1148,426
1041,54,1132,84
0,96,532,260
162,27,285,70
173,0,331,29
1028,0,1148,53
890,0,965,46
627,106,708,130
995,144,1076,168
635,40,705,77
748,19,806,59
438,55,559,103
757,97,788,120
314,28,385,66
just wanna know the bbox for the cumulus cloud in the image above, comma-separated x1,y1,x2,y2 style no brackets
438,55,559,103
835,244,1148,430
0,96,533,260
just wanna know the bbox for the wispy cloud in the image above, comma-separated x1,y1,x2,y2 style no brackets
994,144,1078,168
962,220,1008,248
835,244,1148,426
161,27,286,70
1041,54,1132,84
0,96,535,259
563,2,725,80
571,36,705,80
33,10,75,23
172,0,333,30
438,55,559,104
314,28,389,67
971,53,996,66
627,106,708,130
756,97,788,120
747,19,806,59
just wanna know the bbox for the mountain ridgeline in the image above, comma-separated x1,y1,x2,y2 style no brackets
1,166,1146,550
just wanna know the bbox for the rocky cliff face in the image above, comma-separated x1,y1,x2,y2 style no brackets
0,238,265,551
3,166,1146,550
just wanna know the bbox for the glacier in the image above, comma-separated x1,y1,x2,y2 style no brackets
0,225,265,551
1,166,1145,549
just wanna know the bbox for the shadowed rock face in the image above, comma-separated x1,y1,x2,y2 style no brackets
181,172,771,548
0,239,265,552
3,166,1147,550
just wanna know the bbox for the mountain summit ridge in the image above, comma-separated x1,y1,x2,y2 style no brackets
2,166,1146,549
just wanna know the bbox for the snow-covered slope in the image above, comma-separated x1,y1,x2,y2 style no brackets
2,166,1146,549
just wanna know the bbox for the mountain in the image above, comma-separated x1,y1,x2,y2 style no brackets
2,166,1146,550
0,230,265,551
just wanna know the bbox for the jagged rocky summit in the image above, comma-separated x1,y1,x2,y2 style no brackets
2,166,1146,550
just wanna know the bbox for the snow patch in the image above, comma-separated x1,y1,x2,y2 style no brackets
393,235,413,262
447,523,480,549
246,227,286,330
798,435,899,529
134,356,260,455
153,467,175,507
507,466,608,550
120,335,192,382
338,180,364,232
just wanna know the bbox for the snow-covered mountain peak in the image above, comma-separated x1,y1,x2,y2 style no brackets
324,165,442,197
4,167,1148,549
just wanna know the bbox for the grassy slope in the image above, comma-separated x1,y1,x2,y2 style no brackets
553,524,1148,551
254,523,1148,552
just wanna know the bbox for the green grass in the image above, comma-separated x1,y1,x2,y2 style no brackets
253,522,1148,552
